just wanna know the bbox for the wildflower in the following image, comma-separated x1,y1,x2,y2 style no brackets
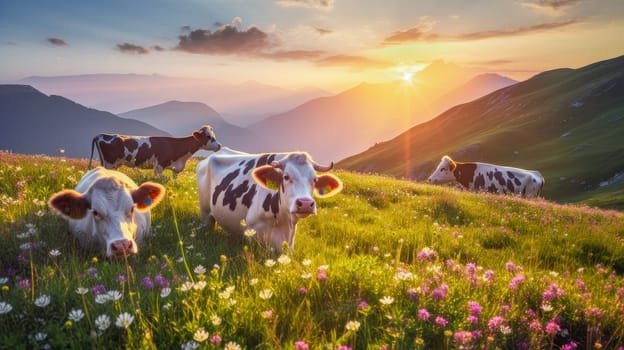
16,279,30,290
394,269,415,281
317,269,328,281
0,277,7,285
193,281,207,290
161,287,172,298
142,277,154,289
65,320,73,328
417,247,437,260
116,274,127,283
407,288,418,302
154,274,170,288
358,300,369,309
529,320,542,332
68,309,85,322
379,296,394,305
224,341,242,350
194,265,206,275
483,269,495,283
541,302,553,312
467,315,479,324
264,259,276,267
244,229,256,237
210,334,222,345
211,314,222,326
302,259,312,266
95,314,111,331
48,249,61,257
488,316,505,331
181,341,200,350
345,320,360,332
435,316,448,327
91,284,106,295
277,254,291,265
115,312,134,328
431,286,448,301
454,331,473,347
0,302,12,314
561,342,578,350
87,267,98,278
505,261,516,273
193,327,209,342
34,332,47,341
299,287,308,295
418,309,430,321
95,294,110,304
34,294,51,307
262,310,273,319
301,272,312,279
337,346,352,350
259,289,273,300
107,290,122,301
545,320,560,335
180,281,194,292
295,340,309,350
509,275,525,290
468,301,482,315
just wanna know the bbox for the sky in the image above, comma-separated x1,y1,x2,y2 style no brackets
1,0,623,92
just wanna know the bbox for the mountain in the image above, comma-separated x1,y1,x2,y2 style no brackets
337,55,624,209
249,65,513,164
0,85,169,159
119,101,266,152
17,74,331,124
434,73,517,115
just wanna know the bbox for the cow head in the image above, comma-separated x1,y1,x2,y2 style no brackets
428,155,457,184
252,153,343,218
48,177,165,257
193,125,221,152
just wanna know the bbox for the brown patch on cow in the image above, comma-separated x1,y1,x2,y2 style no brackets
135,143,154,166
242,184,257,208
474,173,486,191
102,134,115,141
262,192,280,217
212,169,240,206
494,171,506,186
506,179,515,193
487,184,498,193
222,180,249,211
453,163,477,188
486,171,494,181
514,178,521,186
125,155,133,162
256,154,270,167
243,159,255,175
267,154,277,164
99,138,125,164
124,138,139,153
506,171,515,179
238,160,246,166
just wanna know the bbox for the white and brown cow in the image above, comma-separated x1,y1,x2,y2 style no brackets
48,167,165,257
196,147,343,252
89,125,220,176
428,155,544,198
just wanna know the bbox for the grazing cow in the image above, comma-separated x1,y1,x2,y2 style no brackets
89,125,220,176
48,167,165,257
428,155,544,198
196,147,343,252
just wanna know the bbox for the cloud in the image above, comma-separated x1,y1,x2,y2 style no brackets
383,19,582,44
116,42,149,55
151,45,165,52
313,26,333,35
176,18,275,55
275,0,334,10
474,59,514,66
262,49,326,61
521,0,581,13
315,55,391,71
47,37,68,47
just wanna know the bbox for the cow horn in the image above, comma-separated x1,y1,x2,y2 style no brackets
313,161,334,172
271,160,282,169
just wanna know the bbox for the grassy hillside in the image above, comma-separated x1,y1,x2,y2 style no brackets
1,152,623,349
338,55,624,210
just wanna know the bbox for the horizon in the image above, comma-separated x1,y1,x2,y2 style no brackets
2,1,624,93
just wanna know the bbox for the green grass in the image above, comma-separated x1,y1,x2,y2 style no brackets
1,151,624,349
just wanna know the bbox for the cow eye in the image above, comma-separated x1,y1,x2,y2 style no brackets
92,210,103,220
284,174,291,182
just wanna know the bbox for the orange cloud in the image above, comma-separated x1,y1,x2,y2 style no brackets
116,43,149,54
262,50,326,61
383,20,582,44
315,55,392,70
275,0,334,10
176,22,275,55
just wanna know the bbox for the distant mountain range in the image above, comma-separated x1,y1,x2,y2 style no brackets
0,85,169,158
17,74,331,125
338,55,624,208
119,101,267,153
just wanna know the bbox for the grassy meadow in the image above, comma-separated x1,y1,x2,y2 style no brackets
1,151,624,349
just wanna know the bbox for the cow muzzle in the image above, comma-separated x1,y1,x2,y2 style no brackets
110,239,136,256
293,198,315,217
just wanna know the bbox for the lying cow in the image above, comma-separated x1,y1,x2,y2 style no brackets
196,147,343,252
428,155,544,198
48,167,165,257
89,125,220,176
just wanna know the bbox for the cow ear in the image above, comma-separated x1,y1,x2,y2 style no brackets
449,159,457,172
48,190,91,220
252,165,283,191
132,182,166,212
314,174,343,198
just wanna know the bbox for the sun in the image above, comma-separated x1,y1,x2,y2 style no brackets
401,72,414,84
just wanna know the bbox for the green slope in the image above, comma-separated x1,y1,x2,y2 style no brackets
338,55,624,209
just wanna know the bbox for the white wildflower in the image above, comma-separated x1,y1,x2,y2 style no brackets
34,332,47,341
211,314,222,326
244,229,256,237
302,259,312,266
249,278,259,286
107,290,122,301
34,294,51,308
181,341,200,350
193,281,207,291
160,287,172,298
75,287,88,295
95,314,111,331
48,249,61,257
0,277,7,285
193,327,209,342
180,281,194,292
277,254,291,265
68,309,85,322
0,302,12,314
259,289,273,300
194,265,206,275
224,341,241,350
264,259,276,267
95,294,110,304
380,296,394,305
345,320,361,332
115,312,134,328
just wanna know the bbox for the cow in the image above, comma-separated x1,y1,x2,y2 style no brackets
196,147,343,252
427,155,544,198
89,125,220,176
48,167,165,257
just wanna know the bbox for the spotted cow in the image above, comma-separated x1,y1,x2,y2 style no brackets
196,147,343,252
48,167,165,257
428,155,544,198
89,125,220,176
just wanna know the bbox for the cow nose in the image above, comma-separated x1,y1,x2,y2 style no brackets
295,198,315,212
110,239,134,255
